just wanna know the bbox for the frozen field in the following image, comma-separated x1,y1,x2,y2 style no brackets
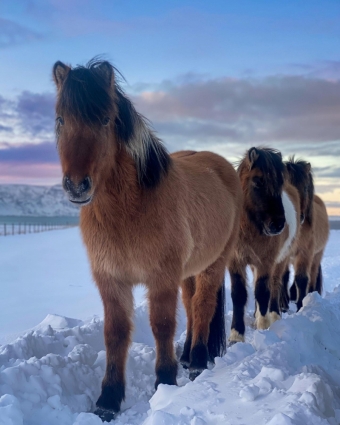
0,228,340,424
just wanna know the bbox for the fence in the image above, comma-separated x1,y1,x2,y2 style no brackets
0,222,76,236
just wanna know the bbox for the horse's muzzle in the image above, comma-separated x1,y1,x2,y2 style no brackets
63,176,93,205
264,218,285,236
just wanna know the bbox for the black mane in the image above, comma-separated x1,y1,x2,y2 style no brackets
285,157,314,224
57,59,171,189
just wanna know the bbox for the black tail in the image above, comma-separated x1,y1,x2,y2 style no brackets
207,280,226,362
315,265,323,295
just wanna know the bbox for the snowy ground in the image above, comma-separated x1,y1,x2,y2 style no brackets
0,228,340,424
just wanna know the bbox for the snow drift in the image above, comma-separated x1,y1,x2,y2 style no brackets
0,230,339,424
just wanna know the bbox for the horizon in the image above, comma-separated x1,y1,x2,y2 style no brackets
0,0,339,214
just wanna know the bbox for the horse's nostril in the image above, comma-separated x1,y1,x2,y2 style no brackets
81,177,92,192
63,176,73,193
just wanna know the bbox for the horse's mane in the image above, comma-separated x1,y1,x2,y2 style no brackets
57,59,171,189
285,156,314,224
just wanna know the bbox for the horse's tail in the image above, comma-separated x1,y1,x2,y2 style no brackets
315,265,323,295
207,279,226,361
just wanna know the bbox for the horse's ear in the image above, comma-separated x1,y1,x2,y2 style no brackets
97,61,114,87
277,151,282,160
305,162,311,173
248,147,259,169
53,61,71,89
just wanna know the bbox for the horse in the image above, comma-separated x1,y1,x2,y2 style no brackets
228,147,301,344
281,158,329,311
52,59,243,421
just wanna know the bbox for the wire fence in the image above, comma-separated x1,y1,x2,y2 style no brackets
0,222,76,236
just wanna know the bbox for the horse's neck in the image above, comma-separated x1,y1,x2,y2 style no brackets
91,148,142,222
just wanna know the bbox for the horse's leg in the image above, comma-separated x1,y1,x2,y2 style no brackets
254,269,271,330
308,250,324,295
180,276,196,368
229,260,248,343
280,267,290,312
269,260,288,324
189,255,226,380
294,254,312,311
94,273,133,420
148,279,178,388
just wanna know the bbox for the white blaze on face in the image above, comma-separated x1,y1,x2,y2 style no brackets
276,191,297,264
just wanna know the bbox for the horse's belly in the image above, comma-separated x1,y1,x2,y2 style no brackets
183,231,229,279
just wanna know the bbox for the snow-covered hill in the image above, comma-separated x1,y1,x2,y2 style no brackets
0,184,79,216
0,229,340,424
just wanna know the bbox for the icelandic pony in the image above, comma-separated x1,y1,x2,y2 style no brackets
229,147,301,343
53,59,243,420
282,158,329,311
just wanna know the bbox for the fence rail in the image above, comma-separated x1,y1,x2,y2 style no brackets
0,222,76,236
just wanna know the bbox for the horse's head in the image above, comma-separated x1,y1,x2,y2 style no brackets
53,59,119,205
238,147,286,236
53,59,170,205
285,158,313,224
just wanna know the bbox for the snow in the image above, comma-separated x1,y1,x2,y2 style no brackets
0,229,340,424
0,184,79,216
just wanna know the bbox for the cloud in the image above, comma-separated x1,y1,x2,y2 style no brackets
0,125,13,132
0,72,339,189
130,75,340,152
0,141,59,163
0,18,42,48
16,91,55,135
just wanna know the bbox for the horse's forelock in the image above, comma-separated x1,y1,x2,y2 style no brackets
239,148,285,193
58,62,115,125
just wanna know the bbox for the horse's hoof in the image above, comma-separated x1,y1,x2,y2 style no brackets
189,368,203,381
228,329,245,344
94,407,117,422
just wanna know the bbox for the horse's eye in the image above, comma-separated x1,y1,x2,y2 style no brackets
56,116,64,126
252,176,264,188
102,117,110,126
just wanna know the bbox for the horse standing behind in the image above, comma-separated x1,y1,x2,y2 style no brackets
53,59,243,421
229,147,301,343
282,158,329,311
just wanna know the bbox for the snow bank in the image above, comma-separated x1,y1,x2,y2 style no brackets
0,230,339,424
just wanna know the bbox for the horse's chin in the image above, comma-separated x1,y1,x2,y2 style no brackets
69,196,93,206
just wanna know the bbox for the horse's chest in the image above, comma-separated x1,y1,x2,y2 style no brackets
81,220,155,283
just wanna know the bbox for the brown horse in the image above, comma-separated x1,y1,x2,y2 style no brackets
229,147,301,343
282,158,329,311
52,59,243,420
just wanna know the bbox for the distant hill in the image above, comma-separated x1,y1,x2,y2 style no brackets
0,184,79,216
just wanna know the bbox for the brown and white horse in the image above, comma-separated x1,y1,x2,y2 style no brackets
229,147,301,343
282,158,329,311
53,59,243,420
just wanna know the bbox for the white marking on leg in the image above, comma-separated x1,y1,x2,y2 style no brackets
255,302,270,329
229,329,245,343
276,191,297,264
269,311,281,324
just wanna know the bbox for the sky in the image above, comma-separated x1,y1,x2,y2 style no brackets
0,0,339,214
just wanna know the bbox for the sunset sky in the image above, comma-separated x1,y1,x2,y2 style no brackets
0,0,339,214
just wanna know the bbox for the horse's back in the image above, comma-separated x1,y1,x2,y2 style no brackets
172,150,241,200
